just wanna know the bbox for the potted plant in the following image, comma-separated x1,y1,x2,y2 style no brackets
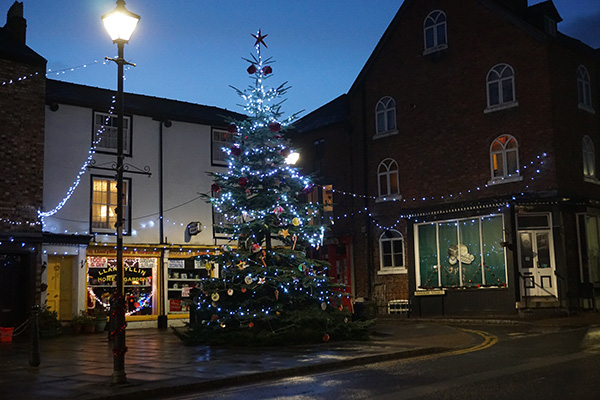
39,305,63,337
70,311,92,334
93,306,109,334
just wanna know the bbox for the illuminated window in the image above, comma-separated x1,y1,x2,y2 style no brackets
490,135,520,183
93,111,131,155
583,135,596,180
377,158,399,198
379,230,405,273
212,128,235,166
577,66,593,111
306,184,333,225
91,176,129,233
486,64,517,111
375,97,397,136
423,10,447,53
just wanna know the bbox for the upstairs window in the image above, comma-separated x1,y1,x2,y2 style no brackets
379,230,405,273
577,65,593,112
377,158,399,199
93,111,132,155
490,135,520,183
486,64,517,112
212,128,235,166
91,176,130,234
583,135,597,181
423,10,447,53
375,97,397,136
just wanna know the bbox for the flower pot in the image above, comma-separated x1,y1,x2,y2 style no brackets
94,317,107,333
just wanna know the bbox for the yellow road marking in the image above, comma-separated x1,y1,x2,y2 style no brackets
404,328,498,362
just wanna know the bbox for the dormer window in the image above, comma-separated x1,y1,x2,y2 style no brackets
423,10,448,54
544,15,557,36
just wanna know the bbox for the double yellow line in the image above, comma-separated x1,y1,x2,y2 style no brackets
450,328,498,355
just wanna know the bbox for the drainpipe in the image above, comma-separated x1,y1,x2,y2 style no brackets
156,119,171,329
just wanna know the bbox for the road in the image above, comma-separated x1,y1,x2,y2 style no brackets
169,324,600,400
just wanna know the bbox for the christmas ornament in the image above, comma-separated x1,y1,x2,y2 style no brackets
211,293,220,302
244,276,253,285
279,229,290,238
292,218,300,226
227,123,238,134
241,288,247,293
227,289,234,296
211,314,219,321
238,177,249,187
251,243,262,253
211,183,220,192
220,322,226,328
268,122,281,132
322,333,330,342
251,29,268,48
258,277,266,284
222,245,231,252
321,302,327,311
274,289,279,300
247,64,257,74
231,146,242,157
273,206,284,216
262,65,273,75
248,322,254,328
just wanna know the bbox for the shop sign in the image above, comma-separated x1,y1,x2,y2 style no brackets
414,289,446,296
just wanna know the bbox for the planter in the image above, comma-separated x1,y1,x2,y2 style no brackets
94,318,108,333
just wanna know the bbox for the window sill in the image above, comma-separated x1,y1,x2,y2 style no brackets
373,129,399,140
484,101,519,114
578,104,596,114
487,175,523,185
378,267,407,275
375,194,402,203
584,176,600,184
422,44,448,56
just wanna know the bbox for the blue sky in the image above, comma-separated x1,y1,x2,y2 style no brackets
5,0,600,117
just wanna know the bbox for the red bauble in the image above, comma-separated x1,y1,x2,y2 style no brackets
247,64,257,74
231,146,242,157
211,183,220,192
238,177,249,187
268,122,281,132
322,333,330,342
227,123,238,134
262,66,273,75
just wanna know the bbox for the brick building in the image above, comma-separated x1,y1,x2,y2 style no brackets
0,1,46,327
294,0,600,316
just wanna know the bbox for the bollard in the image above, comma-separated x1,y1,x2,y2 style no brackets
29,305,40,367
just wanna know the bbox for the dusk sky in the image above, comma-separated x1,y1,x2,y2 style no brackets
5,0,600,117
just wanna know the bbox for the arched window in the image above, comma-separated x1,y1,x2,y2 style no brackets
375,97,396,135
486,64,516,109
424,10,447,52
378,158,399,198
379,230,405,270
583,135,596,179
577,66,593,110
490,135,519,181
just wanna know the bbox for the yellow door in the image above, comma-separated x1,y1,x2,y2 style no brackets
46,256,73,320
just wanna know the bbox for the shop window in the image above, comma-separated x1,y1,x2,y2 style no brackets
90,176,130,234
489,135,521,184
416,215,507,289
93,111,131,155
577,65,594,112
423,10,447,54
379,230,405,274
377,158,400,200
583,135,597,181
167,258,210,314
375,97,397,137
485,64,517,112
212,128,235,166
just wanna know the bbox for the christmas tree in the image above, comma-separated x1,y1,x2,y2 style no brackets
176,31,370,346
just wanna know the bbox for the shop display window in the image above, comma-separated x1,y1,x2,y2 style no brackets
167,258,210,313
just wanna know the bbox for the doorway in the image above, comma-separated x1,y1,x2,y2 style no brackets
46,256,74,320
517,230,557,297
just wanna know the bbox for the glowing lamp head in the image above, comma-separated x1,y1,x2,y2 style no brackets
102,0,140,43
285,151,300,165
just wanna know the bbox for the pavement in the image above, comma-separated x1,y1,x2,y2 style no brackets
1,312,600,400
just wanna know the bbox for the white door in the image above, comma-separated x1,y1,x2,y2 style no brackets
518,230,557,297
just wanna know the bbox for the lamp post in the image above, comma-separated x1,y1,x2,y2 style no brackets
101,0,140,385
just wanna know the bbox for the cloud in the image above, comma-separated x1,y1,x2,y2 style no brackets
561,12,600,48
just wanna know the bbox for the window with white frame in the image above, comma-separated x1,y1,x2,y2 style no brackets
423,10,447,53
583,135,596,180
375,97,397,136
577,65,593,111
212,128,235,166
379,230,405,273
490,135,520,183
93,111,131,155
91,176,129,234
486,64,517,111
377,158,400,198
211,190,231,238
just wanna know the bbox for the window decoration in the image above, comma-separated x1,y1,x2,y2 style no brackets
583,135,597,181
416,215,506,289
577,65,593,111
212,128,235,165
375,97,397,136
91,176,129,233
490,135,520,183
423,10,447,53
377,158,400,199
379,230,405,273
93,111,131,155
486,64,517,111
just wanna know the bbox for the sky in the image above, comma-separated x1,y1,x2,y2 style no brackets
4,0,600,117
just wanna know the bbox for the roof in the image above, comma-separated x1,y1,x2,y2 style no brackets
293,94,348,134
46,79,246,127
0,26,45,65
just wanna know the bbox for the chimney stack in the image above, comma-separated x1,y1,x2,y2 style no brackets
4,1,26,44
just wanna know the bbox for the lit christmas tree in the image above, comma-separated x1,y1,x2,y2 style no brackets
176,31,370,346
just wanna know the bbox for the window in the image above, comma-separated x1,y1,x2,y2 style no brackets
423,10,447,53
577,66,593,112
379,230,405,274
490,135,521,184
375,97,397,136
486,64,517,111
306,184,333,225
211,190,231,238
212,128,235,165
577,214,600,284
314,138,326,174
93,111,132,155
416,215,507,289
583,135,597,181
91,176,129,234
377,158,400,199
544,16,557,36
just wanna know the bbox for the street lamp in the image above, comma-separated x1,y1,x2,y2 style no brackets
102,0,140,385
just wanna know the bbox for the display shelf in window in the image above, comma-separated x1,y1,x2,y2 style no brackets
166,257,210,313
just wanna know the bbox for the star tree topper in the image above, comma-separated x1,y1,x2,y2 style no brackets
252,29,268,48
